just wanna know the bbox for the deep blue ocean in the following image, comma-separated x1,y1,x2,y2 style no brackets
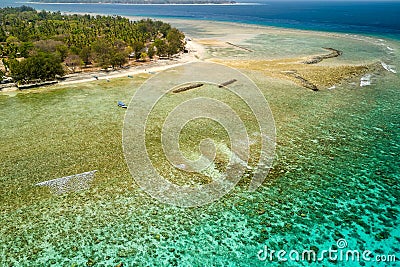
1,0,400,39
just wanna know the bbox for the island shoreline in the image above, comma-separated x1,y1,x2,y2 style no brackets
1,11,395,93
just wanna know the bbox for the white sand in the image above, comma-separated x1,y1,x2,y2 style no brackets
59,39,205,86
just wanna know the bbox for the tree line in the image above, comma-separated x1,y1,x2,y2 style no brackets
0,6,186,84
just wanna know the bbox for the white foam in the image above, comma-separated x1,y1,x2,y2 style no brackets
327,85,336,90
381,62,397,73
386,46,394,51
360,74,372,87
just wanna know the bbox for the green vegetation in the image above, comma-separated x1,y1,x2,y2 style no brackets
0,6,186,84
8,52,64,83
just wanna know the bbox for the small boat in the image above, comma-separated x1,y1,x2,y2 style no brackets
118,101,128,109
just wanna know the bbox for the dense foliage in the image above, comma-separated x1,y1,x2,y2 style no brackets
0,6,185,84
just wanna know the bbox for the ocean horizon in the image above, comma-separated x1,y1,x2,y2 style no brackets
1,0,400,39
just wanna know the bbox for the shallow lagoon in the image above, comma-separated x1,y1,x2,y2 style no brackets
0,21,399,266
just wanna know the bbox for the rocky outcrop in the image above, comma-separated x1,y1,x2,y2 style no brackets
303,48,343,64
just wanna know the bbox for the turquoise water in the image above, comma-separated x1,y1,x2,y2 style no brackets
1,1,400,39
0,2,399,266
